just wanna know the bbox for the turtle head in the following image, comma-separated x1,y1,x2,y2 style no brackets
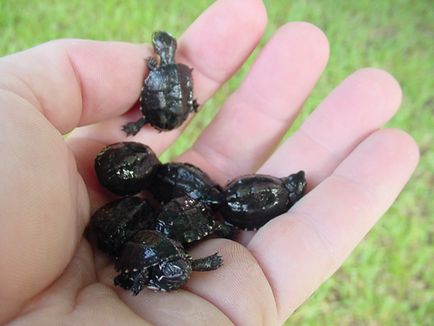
282,170,307,205
152,31,177,65
147,258,192,292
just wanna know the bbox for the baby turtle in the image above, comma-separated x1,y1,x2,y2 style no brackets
91,196,155,259
151,162,222,209
220,171,307,230
155,196,234,244
122,31,199,135
114,230,222,293
95,142,160,196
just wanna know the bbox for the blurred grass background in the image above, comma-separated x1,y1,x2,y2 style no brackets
0,0,432,325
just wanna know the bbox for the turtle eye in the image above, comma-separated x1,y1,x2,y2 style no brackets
160,260,185,278
148,258,192,291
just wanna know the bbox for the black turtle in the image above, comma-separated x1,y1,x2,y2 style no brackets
94,142,160,196
114,230,222,294
90,196,155,259
151,162,222,209
122,31,199,135
155,196,234,244
220,171,307,230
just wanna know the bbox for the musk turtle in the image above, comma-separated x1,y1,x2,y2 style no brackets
155,196,234,244
114,230,223,294
91,196,155,259
151,162,222,209
122,31,198,135
220,171,307,230
95,142,160,196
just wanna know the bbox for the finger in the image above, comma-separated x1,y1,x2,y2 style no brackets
0,93,89,323
0,40,149,134
66,0,268,209
117,285,233,326
231,68,402,246
96,255,234,326
0,0,266,146
69,0,268,152
184,239,279,326
261,68,403,188
248,129,419,323
96,237,276,326
178,22,329,182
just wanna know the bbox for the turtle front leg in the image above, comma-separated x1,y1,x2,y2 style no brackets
191,253,223,271
122,117,148,136
114,269,149,295
146,57,158,71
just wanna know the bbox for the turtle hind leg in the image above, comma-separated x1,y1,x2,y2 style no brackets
122,117,148,136
191,253,223,271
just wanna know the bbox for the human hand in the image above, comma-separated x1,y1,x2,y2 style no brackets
0,0,419,325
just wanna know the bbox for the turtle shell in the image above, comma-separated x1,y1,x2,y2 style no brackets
220,174,291,230
95,142,160,196
155,196,216,244
141,63,195,131
115,230,185,272
151,162,222,208
91,196,155,258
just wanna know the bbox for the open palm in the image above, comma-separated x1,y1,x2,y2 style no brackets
0,1,418,325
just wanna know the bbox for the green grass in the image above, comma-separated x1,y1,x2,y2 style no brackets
1,0,432,324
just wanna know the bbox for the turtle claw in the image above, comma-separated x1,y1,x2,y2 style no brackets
192,99,199,112
146,57,158,71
